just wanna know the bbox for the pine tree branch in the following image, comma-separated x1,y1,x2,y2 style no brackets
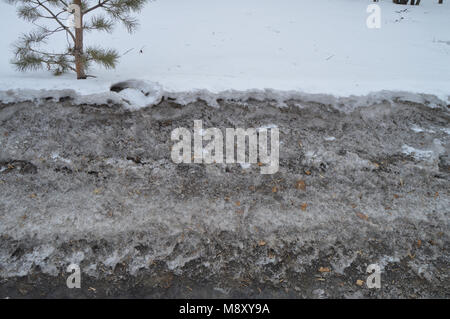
32,22,65,35
84,15,114,33
84,0,110,14
12,47,75,74
37,9,66,19
33,0,75,41
29,47,71,57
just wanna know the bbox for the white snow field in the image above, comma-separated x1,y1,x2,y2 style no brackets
0,0,449,108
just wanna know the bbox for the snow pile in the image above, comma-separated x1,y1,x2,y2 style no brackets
0,83,447,113
110,79,164,109
0,0,449,108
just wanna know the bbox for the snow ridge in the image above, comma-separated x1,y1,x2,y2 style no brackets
0,79,448,113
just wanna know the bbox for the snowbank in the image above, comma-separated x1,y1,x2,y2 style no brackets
0,81,448,113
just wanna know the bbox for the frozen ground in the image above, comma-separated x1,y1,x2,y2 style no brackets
0,0,450,107
0,97,448,298
0,0,449,299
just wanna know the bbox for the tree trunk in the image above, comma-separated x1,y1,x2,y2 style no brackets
74,0,86,79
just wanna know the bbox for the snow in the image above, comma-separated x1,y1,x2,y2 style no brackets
257,124,278,131
401,139,445,163
410,125,435,133
402,144,434,161
240,163,252,169
51,152,72,164
117,88,158,110
0,0,449,108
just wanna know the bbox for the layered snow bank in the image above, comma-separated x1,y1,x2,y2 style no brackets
0,0,449,107
0,81,448,113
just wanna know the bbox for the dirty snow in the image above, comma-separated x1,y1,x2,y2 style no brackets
1,98,448,296
410,125,435,134
401,139,446,163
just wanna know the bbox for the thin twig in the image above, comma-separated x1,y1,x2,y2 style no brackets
33,0,75,41
84,0,111,14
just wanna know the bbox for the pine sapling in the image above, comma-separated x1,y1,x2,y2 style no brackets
8,0,148,79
